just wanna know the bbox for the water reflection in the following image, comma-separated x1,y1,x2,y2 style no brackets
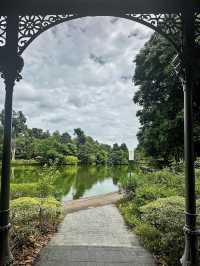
10,165,131,201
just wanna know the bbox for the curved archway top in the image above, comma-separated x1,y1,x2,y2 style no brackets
0,13,195,55
0,2,199,56
17,14,182,54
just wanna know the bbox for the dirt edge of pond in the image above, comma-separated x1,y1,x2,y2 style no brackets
64,192,123,214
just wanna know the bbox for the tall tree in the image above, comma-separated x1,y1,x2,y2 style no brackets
74,128,86,145
60,132,71,144
0,110,27,160
133,34,184,163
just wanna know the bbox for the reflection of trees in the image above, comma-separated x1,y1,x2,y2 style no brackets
71,166,130,199
9,165,131,201
72,166,108,199
53,166,78,199
10,166,42,183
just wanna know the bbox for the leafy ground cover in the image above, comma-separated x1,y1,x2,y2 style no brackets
7,167,64,265
118,168,200,265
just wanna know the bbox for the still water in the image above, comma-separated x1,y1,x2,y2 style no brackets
10,165,131,202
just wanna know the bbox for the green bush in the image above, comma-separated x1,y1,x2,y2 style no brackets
119,174,139,199
135,185,177,205
118,169,200,265
63,156,79,165
135,223,162,253
145,170,184,193
10,197,63,250
138,196,200,265
11,196,61,209
11,183,39,199
36,166,59,198
117,199,140,227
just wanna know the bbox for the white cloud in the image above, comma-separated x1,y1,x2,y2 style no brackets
0,17,153,149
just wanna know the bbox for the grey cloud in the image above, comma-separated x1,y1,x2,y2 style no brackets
90,53,108,65
0,17,153,149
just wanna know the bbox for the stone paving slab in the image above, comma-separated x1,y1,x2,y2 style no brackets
35,205,155,266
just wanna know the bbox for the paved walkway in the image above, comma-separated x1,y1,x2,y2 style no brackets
35,205,155,266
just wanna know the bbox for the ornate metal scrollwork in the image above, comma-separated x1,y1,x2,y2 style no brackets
0,16,7,47
0,13,199,55
16,13,183,54
18,14,79,54
123,14,182,52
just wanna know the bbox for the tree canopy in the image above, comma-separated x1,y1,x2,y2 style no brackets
0,110,129,165
133,34,200,164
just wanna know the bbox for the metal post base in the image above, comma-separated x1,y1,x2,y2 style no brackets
180,226,199,266
0,229,13,266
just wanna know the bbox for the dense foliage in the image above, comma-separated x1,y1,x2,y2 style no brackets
133,34,200,164
118,168,200,265
6,165,64,265
10,197,63,261
0,110,129,165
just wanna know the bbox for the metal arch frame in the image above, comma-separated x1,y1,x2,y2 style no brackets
18,13,183,54
0,12,199,55
0,13,187,55
0,5,200,266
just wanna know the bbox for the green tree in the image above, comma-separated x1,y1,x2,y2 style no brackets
1,110,28,160
74,128,86,145
108,143,129,165
60,132,71,144
133,34,184,163
0,109,129,165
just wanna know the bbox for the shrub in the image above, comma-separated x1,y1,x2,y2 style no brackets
135,185,177,205
119,174,139,199
37,166,60,198
10,197,63,250
117,199,140,227
146,170,184,192
118,169,200,265
11,183,39,199
63,156,79,165
135,223,162,253
139,196,200,265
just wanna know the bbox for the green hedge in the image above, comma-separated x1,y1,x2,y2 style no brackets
63,156,79,165
118,169,200,265
10,197,63,250
135,184,177,205
11,183,39,199
139,196,200,265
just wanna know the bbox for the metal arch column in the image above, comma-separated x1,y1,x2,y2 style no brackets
181,8,199,266
0,15,23,266
0,3,198,266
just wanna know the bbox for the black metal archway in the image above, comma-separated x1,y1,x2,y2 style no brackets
0,1,200,265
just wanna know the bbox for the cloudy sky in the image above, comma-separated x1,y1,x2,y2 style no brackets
0,17,153,149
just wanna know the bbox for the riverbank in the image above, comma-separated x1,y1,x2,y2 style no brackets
64,192,123,213
11,159,40,166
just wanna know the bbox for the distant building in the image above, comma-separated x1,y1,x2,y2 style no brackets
129,150,134,161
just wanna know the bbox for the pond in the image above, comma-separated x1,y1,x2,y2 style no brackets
10,165,133,202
